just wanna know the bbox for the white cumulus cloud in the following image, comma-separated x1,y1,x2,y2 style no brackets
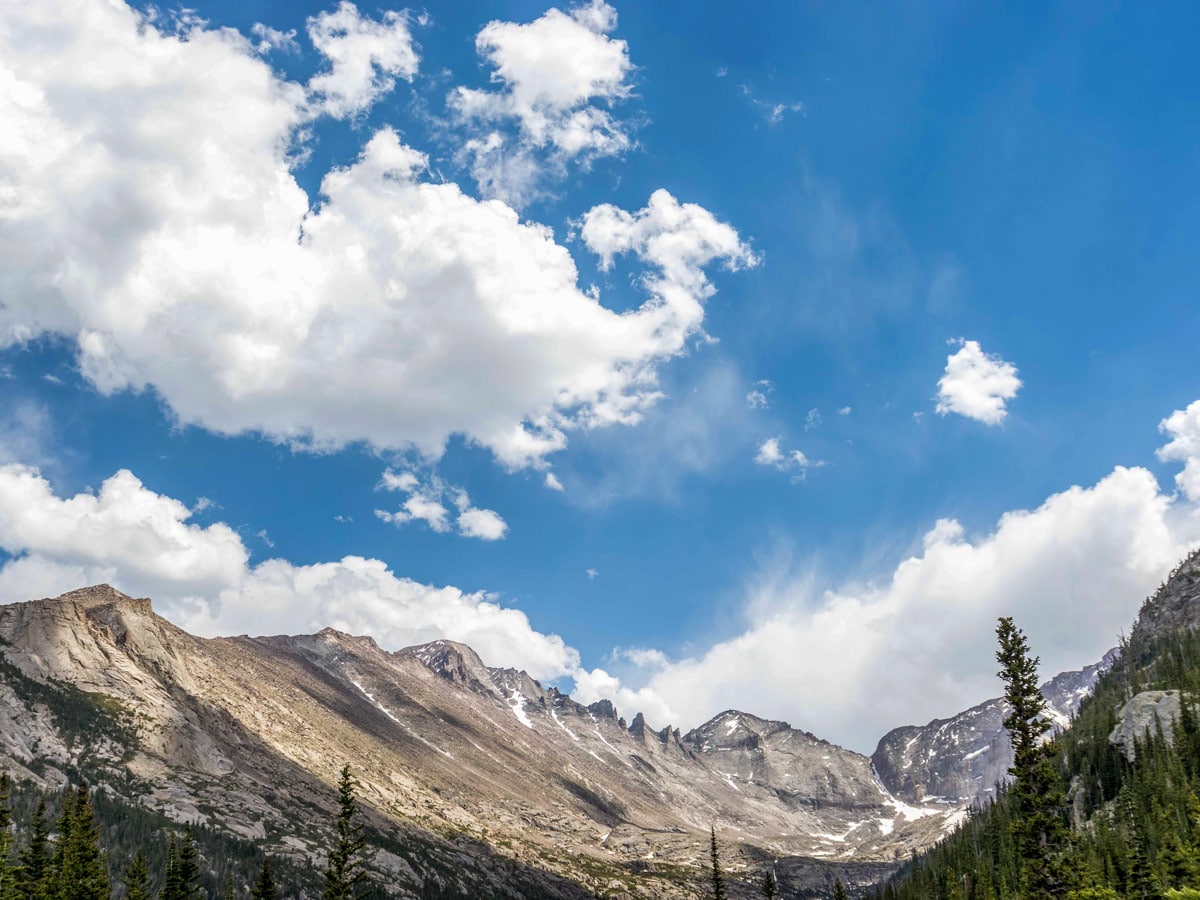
0,0,750,472
449,0,634,204
306,1,419,118
575,462,1200,750
1158,400,1200,502
936,339,1022,425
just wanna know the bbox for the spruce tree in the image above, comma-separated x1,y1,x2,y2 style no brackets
225,872,235,900
174,828,202,900
709,827,727,900
250,858,276,900
996,617,1071,898
760,869,777,898
321,765,369,900
834,878,848,900
19,797,52,900
122,851,150,900
160,834,182,900
50,785,76,894
57,783,110,900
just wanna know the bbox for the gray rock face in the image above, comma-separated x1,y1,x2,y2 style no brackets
871,651,1117,805
1130,549,1200,641
1109,690,1183,761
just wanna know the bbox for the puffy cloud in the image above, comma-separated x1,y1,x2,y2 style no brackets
0,1,750,471
936,339,1022,425
0,466,247,600
375,469,507,540
306,2,419,118
544,472,564,492
449,0,633,204
456,506,508,541
579,464,1200,750
754,437,784,466
0,465,570,679
1158,400,1200,501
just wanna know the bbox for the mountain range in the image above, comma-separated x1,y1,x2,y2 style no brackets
0,574,1162,897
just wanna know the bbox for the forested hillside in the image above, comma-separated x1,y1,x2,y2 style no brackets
873,552,1200,900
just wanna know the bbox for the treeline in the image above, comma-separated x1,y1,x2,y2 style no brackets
870,619,1200,900
0,766,373,900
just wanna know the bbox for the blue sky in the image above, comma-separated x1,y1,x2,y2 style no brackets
1,0,1198,751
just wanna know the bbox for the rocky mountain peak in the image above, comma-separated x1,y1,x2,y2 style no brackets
53,582,141,606
42,584,155,621
587,698,618,720
400,639,497,696
310,626,383,655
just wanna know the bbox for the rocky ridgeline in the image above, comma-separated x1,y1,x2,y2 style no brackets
0,585,968,897
16,555,1200,895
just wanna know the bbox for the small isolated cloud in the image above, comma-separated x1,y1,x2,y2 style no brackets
376,469,508,540
586,567,599,580
739,84,803,125
804,408,822,431
457,506,508,541
256,529,275,548
544,472,564,491
838,406,852,416
754,437,784,466
333,514,353,524
449,0,634,205
755,437,824,480
307,2,419,118
745,379,773,410
1158,400,1200,501
935,339,1022,425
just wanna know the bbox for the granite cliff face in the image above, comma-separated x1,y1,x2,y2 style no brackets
0,586,959,898
871,651,1117,806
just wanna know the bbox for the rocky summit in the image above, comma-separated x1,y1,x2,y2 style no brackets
0,584,1110,897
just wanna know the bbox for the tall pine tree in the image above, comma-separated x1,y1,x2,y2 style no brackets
321,765,369,900
19,797,52,900
250,858,277,900
122,851,150,900
56,782,110,900
174,828,202,900
996,617,1071,898
161,833,182,900
709,827,727,900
